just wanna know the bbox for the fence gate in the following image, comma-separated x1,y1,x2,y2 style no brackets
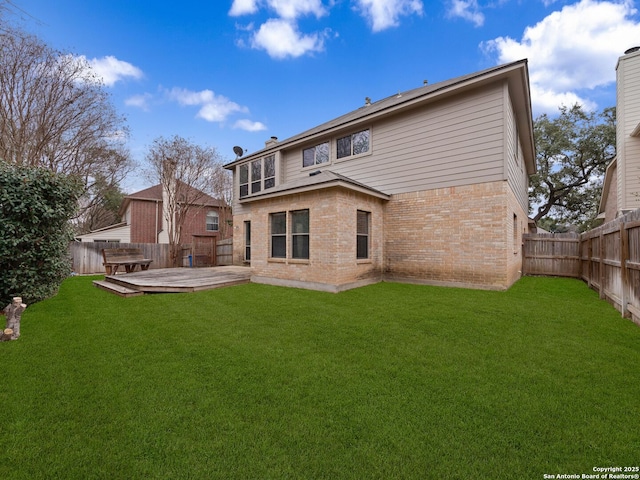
192,236,216,267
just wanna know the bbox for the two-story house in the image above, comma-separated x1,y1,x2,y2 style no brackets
224,59,536,292
76,183,231,251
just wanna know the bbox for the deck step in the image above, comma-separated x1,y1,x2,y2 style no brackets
93,280,144,298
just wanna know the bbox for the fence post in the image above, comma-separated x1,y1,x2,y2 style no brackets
621,222,630,318
599,231,605,299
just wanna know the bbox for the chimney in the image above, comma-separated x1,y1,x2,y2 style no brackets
265,136,278,147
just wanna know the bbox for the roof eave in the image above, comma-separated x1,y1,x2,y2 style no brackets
239,179,390,203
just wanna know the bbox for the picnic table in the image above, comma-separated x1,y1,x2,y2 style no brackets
102,248,153,275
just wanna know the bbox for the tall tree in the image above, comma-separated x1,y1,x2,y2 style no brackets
530,104,616,231
0,31,133,217
145,135,227,265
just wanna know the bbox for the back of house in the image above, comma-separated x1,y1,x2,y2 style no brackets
225,60,536,292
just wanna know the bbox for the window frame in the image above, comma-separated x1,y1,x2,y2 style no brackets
290,209,310,260
356,210,370,260
239,155,277,199
239,164,249,198
244,221,251,262
302,142,330,169
336,128,371,161
205,210,219,232
270,212,287,259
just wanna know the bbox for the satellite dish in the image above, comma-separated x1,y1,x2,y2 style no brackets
233,146,244,158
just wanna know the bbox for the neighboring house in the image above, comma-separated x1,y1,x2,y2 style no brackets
224,59,536,292
76,183,231,248
599,47,640,222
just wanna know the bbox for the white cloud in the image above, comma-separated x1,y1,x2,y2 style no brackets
125,93,153,111
234,119,268,131
230,0,259,16
87,55,143,86
165,87,249,122
230,0,327,18
529,84,596,114
251,18,326,59
482,0,640,113
446,0,484,27
268,0,327,19
354,0,423,32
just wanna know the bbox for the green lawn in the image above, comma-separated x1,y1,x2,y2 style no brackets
1,276,639,479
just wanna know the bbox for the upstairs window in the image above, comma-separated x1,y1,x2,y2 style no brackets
303,142,329,168
264,155,276,189
251,159,262,194
206,211,219,231
337,129,370,159
239,164,249,198
239,155,276,198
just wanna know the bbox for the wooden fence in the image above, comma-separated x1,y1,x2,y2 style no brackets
523,233,580,277
70,242,173,274
579,210,640,322
216,238,233,266
523,209,640,324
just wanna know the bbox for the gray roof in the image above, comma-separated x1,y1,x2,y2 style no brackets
225,59,531,169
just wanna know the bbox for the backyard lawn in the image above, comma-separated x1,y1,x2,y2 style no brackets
1,275,639,479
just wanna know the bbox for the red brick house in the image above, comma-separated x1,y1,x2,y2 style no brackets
76,184,231,251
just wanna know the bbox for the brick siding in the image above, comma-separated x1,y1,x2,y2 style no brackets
231,180,527,291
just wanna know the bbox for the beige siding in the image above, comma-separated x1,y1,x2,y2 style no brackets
76,225,131,243
617,52,640,212
505,89,529,213
281,84,507,195
602,162,619,223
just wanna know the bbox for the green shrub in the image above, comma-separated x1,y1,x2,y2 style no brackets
0,161,82,305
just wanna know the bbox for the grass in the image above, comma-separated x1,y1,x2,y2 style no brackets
1,276,639,479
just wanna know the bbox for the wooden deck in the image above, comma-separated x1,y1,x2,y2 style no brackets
93,266,251,297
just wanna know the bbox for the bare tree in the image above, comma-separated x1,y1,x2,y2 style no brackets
75,175,127,234
0,31,133,217
209,163,233,239
146,135,227,266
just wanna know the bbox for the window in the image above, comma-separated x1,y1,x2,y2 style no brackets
357,210,370,259
239,164,249,198
513,214,519,255
264,155,275,189
239,155,276,199
291,210,309,259
270,212,286,258
303,142,329,168
251,159,262,194
206,210,219,231
337,129,370,159
244,221,251,261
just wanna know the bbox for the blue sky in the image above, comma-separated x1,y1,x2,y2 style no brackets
8,0,640,191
